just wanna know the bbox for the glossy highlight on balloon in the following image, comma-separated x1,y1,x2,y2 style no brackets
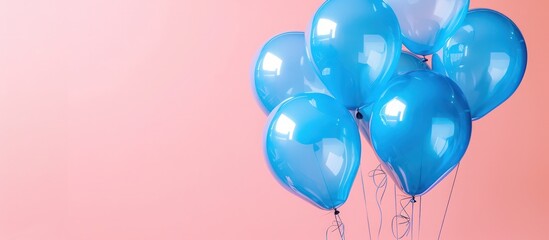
369,70,472,196
384,0,470,55
264,93,361,210
357,52,429,144
433,9,527,120
253,32,329,113
306,0,402,109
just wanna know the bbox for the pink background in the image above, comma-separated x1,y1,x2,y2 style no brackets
0,0,546,239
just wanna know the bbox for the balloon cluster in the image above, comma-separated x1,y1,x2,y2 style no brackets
252,0,527,211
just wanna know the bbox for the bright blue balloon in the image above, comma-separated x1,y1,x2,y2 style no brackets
433,9,527,120
253,32,329,113
356,52,429,144
306,0,401,109
265,93,361,210
384,0,469,55
370,70,472,196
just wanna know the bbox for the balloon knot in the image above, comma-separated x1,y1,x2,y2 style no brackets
356,111,363,119
422,57,428,63
334,209,340,215
411,196,417,203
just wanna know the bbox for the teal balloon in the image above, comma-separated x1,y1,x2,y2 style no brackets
264,93,361,210
370,70,472,196
252,32,329,113
433,9,527,120
306,0,401,109
357,52,429,144
384,0,470,55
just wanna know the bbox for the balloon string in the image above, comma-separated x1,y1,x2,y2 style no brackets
335,211,345,240
418,196,422,240
368,164,387,240
437,163,461,240
411,198,415,240
394,185,398,240
326,209,346,240
360,170,373,240
391,195,414,239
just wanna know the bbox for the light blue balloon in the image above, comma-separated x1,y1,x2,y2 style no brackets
253,32,329,113
384,0,469,55
393,52,430,77
433,9,527,120
306,0,401,110
369,70,472,196
357,52,429,144
265,93,361,210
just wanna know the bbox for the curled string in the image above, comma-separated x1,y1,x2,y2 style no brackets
368,164,387,239
391,195,416,239
325,209,345,240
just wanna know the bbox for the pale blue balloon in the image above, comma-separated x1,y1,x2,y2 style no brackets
306,0,401,110
265,93,361,210
384,0,469,55
369,70,472,196
433,9,527,120
252,32,329,113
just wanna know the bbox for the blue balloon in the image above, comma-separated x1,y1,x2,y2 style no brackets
393,52,431,77
433,9,527,120
369,70,472,196
384,0,469,55
252,32,329,113
357,52,429,144
265,93,361,210
306,0,401,109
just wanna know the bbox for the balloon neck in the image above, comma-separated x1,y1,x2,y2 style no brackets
410,196,417,203
422,56,428,63
334,208,340,215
